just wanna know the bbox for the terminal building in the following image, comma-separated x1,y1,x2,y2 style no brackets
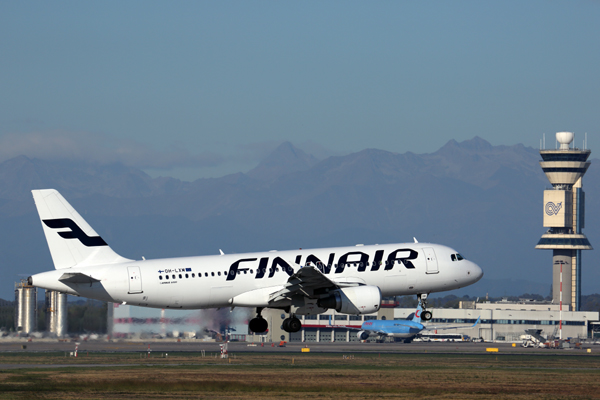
257,301,599,344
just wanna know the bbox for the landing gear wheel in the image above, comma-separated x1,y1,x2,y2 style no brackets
249,317,268,333
282,317,302,333
421,310,432,321
288,317,301,333
417,293,432,321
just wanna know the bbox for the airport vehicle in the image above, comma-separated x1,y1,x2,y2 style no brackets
357,303,480,343
27,189,483,334
418,333,468,342
521,329,549,348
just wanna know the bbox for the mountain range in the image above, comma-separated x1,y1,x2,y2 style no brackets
1,137,598,300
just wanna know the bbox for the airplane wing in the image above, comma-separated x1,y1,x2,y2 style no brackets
422,317,481,332
59,272,101,285
268,265,339,304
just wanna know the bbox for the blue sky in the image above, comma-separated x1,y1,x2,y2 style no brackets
1,1,599,180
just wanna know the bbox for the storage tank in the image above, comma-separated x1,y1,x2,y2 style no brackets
14,281,36,334
14,286,23,332
55,292,68,337
45,290,55,334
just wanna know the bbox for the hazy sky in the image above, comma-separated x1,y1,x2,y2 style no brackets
1,1,599,180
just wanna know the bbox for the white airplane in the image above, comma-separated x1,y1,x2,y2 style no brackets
27,189,483,334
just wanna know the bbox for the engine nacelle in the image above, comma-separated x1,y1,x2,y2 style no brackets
317,285,381,314
357,330,370,340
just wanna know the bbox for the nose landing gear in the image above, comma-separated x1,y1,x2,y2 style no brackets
418,293,433,321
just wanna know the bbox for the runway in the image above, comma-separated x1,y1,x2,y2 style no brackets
0,339,596,356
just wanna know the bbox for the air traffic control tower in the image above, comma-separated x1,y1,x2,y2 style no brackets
536,132,592,311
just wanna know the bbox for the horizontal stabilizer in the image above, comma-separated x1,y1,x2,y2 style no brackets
424,316,481,332
59,272,101,284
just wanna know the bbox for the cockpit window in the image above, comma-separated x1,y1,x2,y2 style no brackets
451,254,457,262
451,253,465,261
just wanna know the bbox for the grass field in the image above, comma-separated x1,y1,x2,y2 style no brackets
1,351,599,399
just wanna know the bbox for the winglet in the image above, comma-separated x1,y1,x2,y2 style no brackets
413,237,419,243
219,249,225,256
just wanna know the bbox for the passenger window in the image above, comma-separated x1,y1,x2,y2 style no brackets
179,274,182,279
185,274,189,278
191,273,195,278
159,275,162,280
211,272,214,277
218,271,221,276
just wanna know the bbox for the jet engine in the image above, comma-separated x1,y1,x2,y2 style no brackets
317,285,381,314
357,330,370,340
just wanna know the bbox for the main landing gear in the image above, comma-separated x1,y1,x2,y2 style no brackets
249,308,268,333
248,308,303,333
418,293,433,321
282,315,302,333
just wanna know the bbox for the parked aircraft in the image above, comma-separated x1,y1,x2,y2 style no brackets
356,303,481,342
28,189,483,334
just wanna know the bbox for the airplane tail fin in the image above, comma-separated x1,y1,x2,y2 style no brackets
410,303,424,323
32,189,131,269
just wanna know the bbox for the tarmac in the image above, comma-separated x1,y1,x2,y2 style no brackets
0,339,597,356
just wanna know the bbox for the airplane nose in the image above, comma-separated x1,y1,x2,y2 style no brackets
469,261,483,282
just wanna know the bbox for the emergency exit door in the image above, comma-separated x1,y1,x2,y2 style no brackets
128,266,143,293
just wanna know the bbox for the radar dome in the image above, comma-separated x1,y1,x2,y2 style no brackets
556,132,574,149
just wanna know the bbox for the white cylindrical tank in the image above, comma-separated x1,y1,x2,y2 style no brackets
45,290,54,334
55,292,68,337
14,287,24,332
22,287,36,334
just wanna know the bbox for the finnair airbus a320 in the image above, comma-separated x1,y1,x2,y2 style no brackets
28,189,483,334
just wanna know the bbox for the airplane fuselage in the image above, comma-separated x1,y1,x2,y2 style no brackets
361,319,424,339
31,242,482,311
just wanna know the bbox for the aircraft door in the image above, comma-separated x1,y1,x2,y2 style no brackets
127,266,143,293
423,247,439,274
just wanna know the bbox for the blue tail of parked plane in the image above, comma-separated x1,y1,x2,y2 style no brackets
408,303,424,323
